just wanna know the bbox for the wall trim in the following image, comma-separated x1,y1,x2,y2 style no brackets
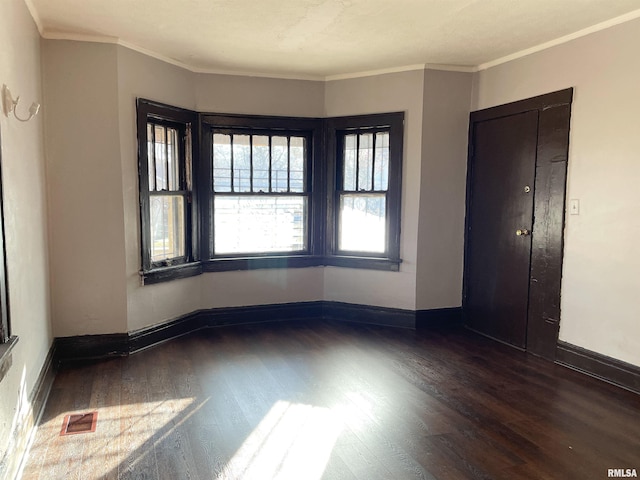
556,341,640,395
416,307,463,328
323,302,415,329
477,8,640,71
55,302,469,362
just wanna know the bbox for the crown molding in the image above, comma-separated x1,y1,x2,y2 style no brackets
478,8,640,71
32,6,640,80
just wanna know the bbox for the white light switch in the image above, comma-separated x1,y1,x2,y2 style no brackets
570,199,580,215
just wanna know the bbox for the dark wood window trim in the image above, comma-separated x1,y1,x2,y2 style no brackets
137,101,405,282
201,114,325,268
137,99,200,284
325,112,404,270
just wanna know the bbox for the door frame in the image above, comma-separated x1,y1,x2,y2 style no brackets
463,88,573,360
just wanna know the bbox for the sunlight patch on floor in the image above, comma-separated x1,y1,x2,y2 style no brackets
23,397,200,478
219,400,344,480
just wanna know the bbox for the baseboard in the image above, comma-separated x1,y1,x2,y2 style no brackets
416,307,463,328
128,310,206,353
54,302,460,362
556,341,640,395
323,301,416,329
55,333,129,361
129,301,325,353
1,340,57,480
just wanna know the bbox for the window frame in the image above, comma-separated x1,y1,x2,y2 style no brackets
325,112,404,271
137,101,404,283
137,99,201,284
200,114,325,272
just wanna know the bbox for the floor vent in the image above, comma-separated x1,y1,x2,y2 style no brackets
60,411,98,436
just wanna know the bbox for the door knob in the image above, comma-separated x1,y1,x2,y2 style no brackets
516,229,531,236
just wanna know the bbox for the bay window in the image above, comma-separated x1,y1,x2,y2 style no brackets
137,100,403,283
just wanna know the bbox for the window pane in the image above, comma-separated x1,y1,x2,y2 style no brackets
358,133,373,191
271,136,289,192
154,125,168,191
289,137,305,192
339,194,386,253
213,134,232,192
252,135,270,192
167,128,180,190
374,132,389,191
215,196,307,254
343,134,357,191
147,123,155,191
233,135,251,192
150,195,185,262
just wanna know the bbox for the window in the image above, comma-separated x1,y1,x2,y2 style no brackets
201,114,323,271
211,132,309,255
137,102,403,283
147,121,188,263
326,113,404,270
137,100,200,283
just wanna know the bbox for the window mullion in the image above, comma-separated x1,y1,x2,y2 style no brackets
249,135,254,192
286,136,291,192
164,126,170,191
355,134,360,191
371,132,377,191
268,135,273,193
230,134,235,192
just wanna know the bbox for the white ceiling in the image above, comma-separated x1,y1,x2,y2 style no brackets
28,0,640,79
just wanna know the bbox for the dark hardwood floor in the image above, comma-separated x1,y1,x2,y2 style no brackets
20,321,640,480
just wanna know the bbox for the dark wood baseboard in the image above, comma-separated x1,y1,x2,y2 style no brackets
55,301,422,361
128,310,207,354
416,307,463,328
30,342,58,422
55,333,129,362
556,341,640,395
50,309,640,398
323,301,415,329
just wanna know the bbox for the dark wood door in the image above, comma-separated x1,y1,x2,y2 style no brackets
465,111,538,348
464,89,573,360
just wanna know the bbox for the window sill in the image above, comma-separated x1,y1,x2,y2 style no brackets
203,255,325,272
141,262,203,285
324,255,401,272
141,254,401,284
0,335,19,384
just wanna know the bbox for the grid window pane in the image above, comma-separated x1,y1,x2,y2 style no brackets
357,133,374,191
271,136,289,192
374,132,389,191
147,123,155,190
154,125,168,191
214,196,307,254
167,128,179,190
343,134,357,191
150,195,185,262
289,137,305,192
252,135,270,192
148,124,180,192
213,134,232,192
339,194,386,253
233,135,251,192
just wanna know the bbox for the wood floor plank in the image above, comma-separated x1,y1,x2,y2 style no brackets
21,321,640,480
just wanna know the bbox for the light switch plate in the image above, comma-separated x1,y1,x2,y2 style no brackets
569,199,580,215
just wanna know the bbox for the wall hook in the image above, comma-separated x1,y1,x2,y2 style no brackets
2,84,40,122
